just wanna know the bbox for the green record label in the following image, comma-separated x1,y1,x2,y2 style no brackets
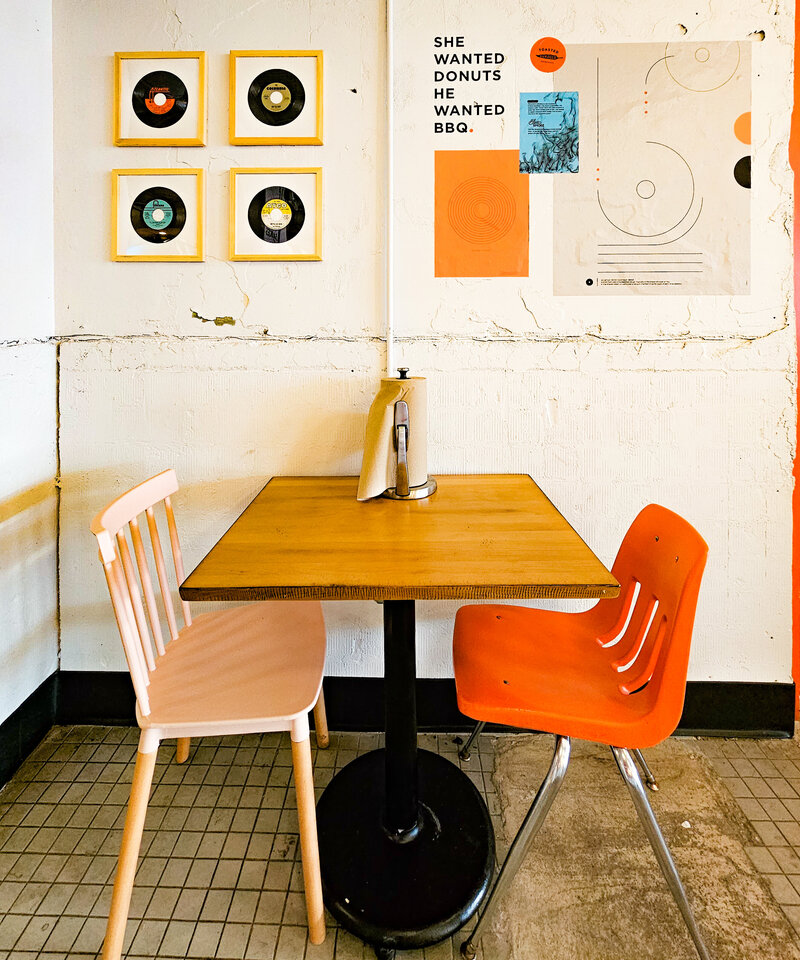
142,199,174,230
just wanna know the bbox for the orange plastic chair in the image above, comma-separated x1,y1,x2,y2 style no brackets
90,469,329,958
453,504,710,960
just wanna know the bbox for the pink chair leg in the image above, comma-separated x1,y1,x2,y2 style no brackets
102,744,158,960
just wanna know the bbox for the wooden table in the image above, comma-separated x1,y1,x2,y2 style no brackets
181,475,619,956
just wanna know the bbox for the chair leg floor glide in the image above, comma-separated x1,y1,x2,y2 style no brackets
632,747,659,791
612,747,711,960
102,742,159,960
458,720,486,762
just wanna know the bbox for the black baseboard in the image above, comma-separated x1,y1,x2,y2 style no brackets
677,681,796,738
57,670,136,725
0,672,58,786
0,673,794,790
48,672,798,738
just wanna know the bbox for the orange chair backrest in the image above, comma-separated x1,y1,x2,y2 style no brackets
588,504,708,742
90,469,192,716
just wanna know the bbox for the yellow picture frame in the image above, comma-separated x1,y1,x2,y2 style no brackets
112,168,205,262
229,50,323,145
114,51,206,146
229,167,322,261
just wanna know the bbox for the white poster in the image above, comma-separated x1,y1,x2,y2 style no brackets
553,42,751,295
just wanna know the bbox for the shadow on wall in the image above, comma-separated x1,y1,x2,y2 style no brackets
0,480,59,723
57,387,373,674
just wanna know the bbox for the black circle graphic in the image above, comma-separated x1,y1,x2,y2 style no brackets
247,69,305,126
247,186,305,243
734,156,751,189
586,278,594,286
130,186,186,243
131,71,188,128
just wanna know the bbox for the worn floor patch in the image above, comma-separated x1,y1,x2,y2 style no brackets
484,736,800,960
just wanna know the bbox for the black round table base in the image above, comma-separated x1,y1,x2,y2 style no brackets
316,748,494,952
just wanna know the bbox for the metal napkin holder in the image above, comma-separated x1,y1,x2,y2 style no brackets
382,395,437,500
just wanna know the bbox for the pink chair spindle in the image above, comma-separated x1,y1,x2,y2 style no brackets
164,495,192,628
130,517,166,657
102,557,151,715
115,531,157,672
145,506,180,643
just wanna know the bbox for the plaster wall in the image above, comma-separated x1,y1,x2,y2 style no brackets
55,0,795,686
0,1,58,723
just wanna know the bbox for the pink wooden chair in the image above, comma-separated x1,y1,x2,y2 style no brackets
90,469,329,958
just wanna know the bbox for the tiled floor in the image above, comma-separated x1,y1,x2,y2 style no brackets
0,727,501,960
3,728,800,959
692,733,800,938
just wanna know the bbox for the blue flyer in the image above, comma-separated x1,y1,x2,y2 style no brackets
519,92,579,174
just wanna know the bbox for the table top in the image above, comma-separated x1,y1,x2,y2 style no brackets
180,474,619,602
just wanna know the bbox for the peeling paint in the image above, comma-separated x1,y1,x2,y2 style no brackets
191,310,236,327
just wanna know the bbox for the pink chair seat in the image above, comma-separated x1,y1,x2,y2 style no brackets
142,601,325,729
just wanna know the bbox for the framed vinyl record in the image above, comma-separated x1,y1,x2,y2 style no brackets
112,169,204,261
230,168,321,261
115,51,206,146
229,51,323,145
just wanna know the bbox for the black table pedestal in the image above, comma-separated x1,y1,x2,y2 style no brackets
316,600,494,953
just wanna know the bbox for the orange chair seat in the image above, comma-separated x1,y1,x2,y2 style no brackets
454,603,664,749
141,601,326,730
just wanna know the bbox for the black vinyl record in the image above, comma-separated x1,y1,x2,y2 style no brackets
130,186,187,244
131,70,189,128
247,186,305,243
247,68,305,126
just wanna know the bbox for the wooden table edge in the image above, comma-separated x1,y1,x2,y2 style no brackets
180,583,620,602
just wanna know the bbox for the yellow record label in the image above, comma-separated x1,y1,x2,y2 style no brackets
261,198,292,230
261,82,291,113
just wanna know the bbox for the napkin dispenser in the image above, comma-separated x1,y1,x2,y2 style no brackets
357,368,438,501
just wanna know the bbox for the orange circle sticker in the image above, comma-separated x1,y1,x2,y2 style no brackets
530,37,566,72
734,111,751,145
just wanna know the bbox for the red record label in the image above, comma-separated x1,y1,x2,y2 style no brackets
145,86,176,115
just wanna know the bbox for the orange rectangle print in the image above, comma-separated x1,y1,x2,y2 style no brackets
435,150,529,277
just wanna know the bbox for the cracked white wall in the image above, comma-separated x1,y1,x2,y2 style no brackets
55,0,795,687
0,0,58,724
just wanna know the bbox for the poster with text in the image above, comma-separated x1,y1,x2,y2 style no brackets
553,41,751,295
519,92,579,173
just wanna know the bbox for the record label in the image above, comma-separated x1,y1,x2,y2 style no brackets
145,87,175,115
132,71,188,128
131,186,186,243
248,186,305,243
261,82,292,113
247,69,305,126
142,198,174,230
261,198,292,230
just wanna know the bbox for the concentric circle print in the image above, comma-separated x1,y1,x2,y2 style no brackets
664,40,741,92
447,177,517,244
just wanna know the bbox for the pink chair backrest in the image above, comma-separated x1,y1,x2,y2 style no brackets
90,469,192,715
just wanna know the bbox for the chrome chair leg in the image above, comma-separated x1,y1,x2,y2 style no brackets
612,747,711,960
460,735,571,960
632,747,658,791
458,721,487,761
